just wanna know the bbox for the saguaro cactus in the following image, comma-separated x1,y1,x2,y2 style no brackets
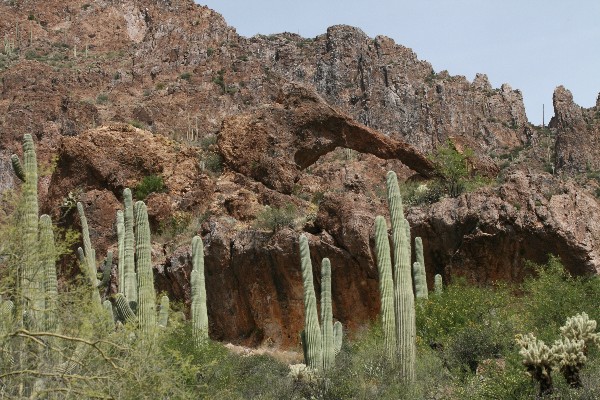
134,201,156,337
434,274,443,294
191,235,208,346
12,134,42,329
372,171,416,382
116,210,125,293
76,203,102,306
122,188,137,306
99,191,170,335
299,235,343,372
413,237,428,300
39,215,58,333
374,216,396,359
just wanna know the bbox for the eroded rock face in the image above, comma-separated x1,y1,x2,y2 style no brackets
408,171,600,284
151,169,600,347
551,86,600,173
218,83,436,193
46,123,214,229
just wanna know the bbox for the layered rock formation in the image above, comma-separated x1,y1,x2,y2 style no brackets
0,0,599,348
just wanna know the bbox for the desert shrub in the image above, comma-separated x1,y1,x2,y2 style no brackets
200,151,223,174
521,256,600,340
304,322,449,400
400,179,445,206
96,93,109,104
254,204,297,232
430,140,488,198
416,278,515,346
134,174,167,200
129,119,144,129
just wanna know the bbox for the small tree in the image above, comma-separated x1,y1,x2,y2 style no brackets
431,140,474,197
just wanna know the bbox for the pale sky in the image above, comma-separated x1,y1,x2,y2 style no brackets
197,1,600,125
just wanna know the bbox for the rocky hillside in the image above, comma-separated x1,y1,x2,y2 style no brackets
1,0,599,347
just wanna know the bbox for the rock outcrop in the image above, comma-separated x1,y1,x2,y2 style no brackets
409,171,600,284
218,84,436,193
551,86,600,173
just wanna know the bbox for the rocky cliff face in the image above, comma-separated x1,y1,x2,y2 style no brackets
250,26,531,156
551,86,600,173
1,0,599,348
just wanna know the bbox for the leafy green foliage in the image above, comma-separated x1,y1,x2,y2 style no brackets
430,140,489,198
254,203,298,232
521,256,600,341
134,174,167,200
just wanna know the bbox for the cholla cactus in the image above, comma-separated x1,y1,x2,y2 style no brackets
551,337,586,388
516,312,600,394
515,333,554,396
559,312,600,352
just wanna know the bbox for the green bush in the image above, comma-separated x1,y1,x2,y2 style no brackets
430,140,481,198
134,174,167,200
400,179,445,206
96,93,109,104
254,204,297,232
521,256,600,340
199,151,223,174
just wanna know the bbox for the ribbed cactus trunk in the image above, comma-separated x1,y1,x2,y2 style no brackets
414,237,428,299
77,202,97,286
191,235,208,346
77,204,98,280
123,189,137,307
386,171,416,382
39,215,58,333
134,201,156,338
374,215,397,360
321,258,334,371
76,203,102,306
19,134,42,330
299,234,322,370
116,210,125,293
434,274,443,294
158,295,170,328
114,293,137,325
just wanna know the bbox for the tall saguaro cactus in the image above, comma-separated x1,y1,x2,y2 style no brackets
373,171,416,382
191,235,208,346
374,216,396,359
12,134,42,329
299,235,343,372
122,189,137,307
39,215,58,333
134,201,156,337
